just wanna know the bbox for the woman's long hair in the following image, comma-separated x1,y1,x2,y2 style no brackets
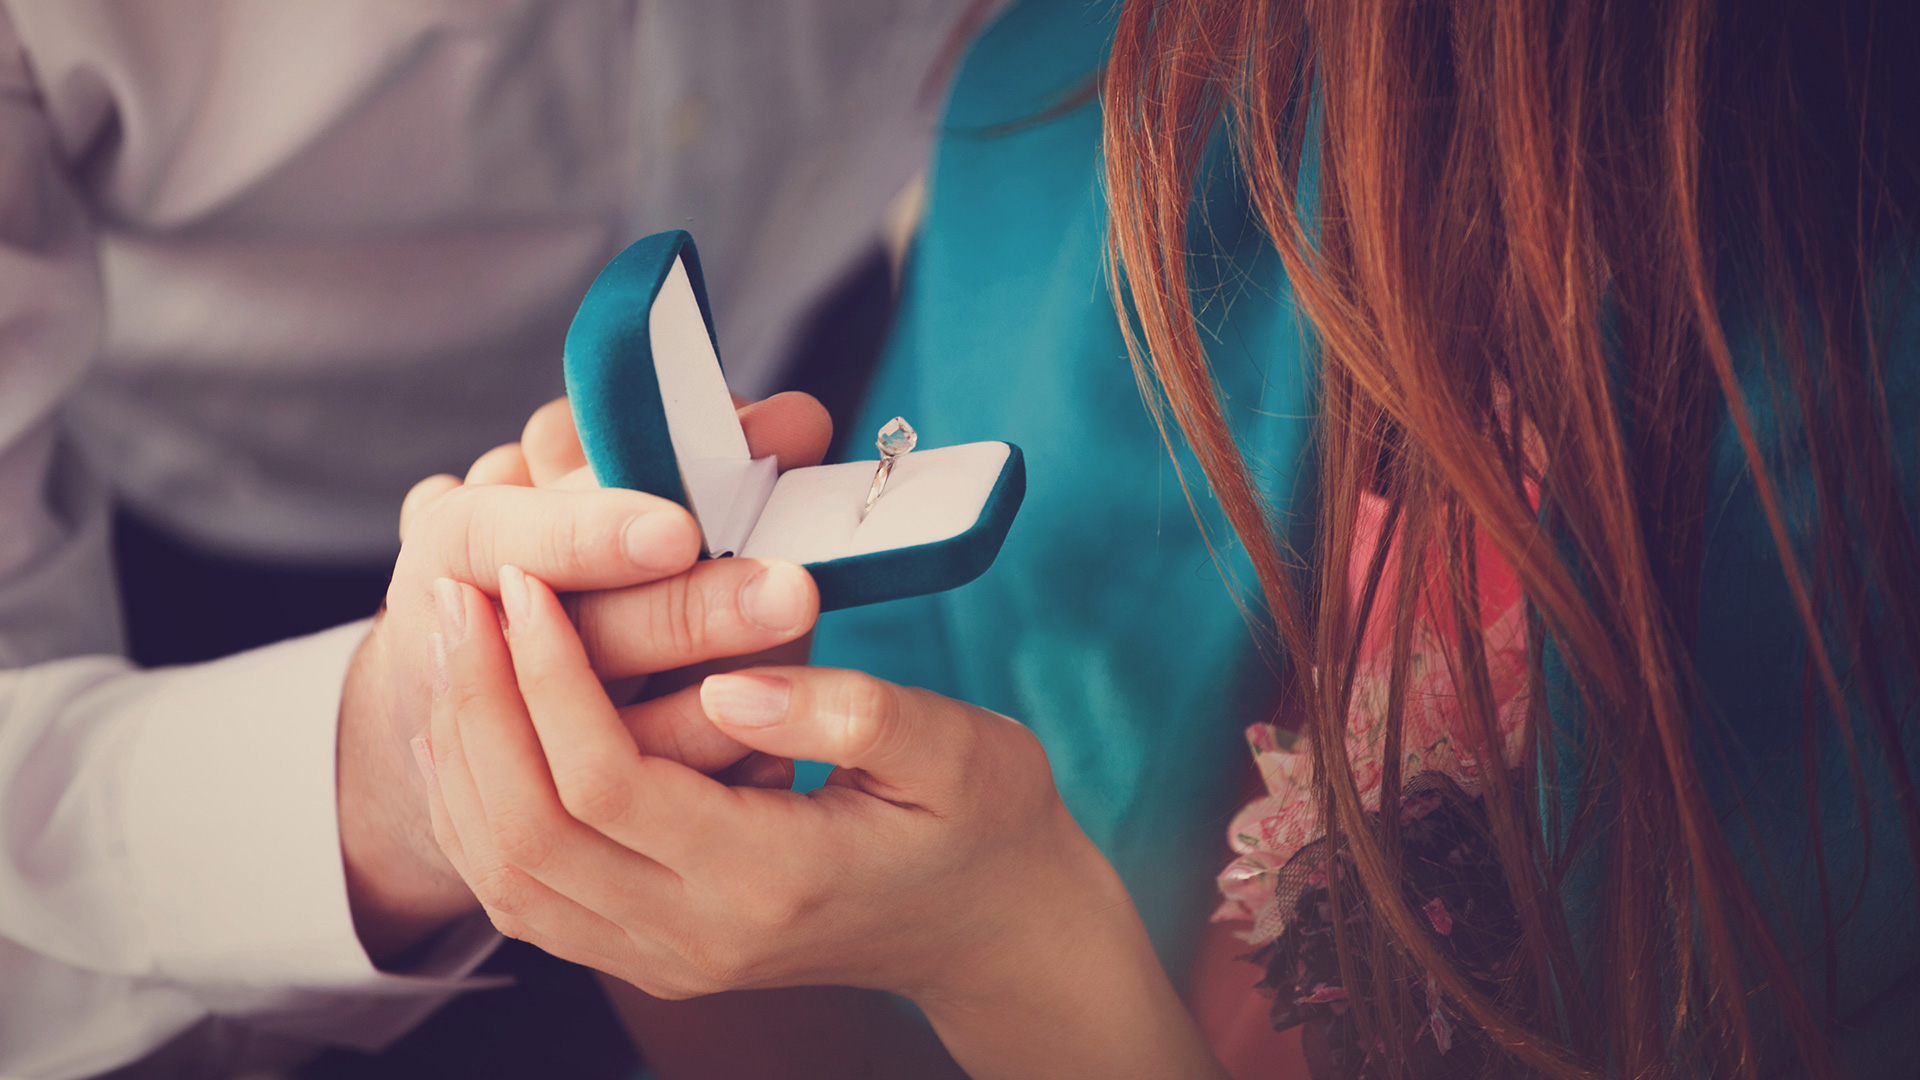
1102,0,1920,1076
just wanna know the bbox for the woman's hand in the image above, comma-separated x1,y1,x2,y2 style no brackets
338,392,829,961
419,565,1226,1079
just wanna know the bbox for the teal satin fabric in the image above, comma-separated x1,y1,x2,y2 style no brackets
811,2,1920,1063
811,0,1312,978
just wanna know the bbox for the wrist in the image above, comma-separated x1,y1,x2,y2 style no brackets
914,822,1127,1007
339,619,476,962
913,823,1223,1080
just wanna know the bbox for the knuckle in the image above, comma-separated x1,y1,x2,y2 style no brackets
399,475,457,537
742,883,815,939
977,714,1039,773
989,721,1059,814
488,807,556,871
430,481,481,535
836,674,902,760
681,937,753,990
632,942,721,1000
484,905,529,941
649,573,703,661
1001,718,1048,766
556,761,634,827
539,509,586,576
433,486,490,581
674,574,711,656
472,862,531,918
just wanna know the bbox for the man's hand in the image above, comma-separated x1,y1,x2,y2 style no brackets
340,392,832,961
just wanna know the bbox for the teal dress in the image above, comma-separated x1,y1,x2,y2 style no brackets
810,0,1920,1065
813,0,1313,979
813,0,1314,979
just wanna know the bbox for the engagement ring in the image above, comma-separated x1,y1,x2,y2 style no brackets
861,416,916,520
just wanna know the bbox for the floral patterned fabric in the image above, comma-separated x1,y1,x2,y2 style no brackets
1215,493,1533,943
1211,492,1534,1076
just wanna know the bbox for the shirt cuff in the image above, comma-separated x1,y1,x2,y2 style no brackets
121,620,503,1036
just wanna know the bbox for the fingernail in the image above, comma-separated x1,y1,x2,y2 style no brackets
430,632,450,701
434,577,466,646
410,735,438,791
624,512,695,572
740,560,811,633
701,673,791,728
499,564,530,628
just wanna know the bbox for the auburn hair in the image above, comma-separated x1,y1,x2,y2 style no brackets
1102,0,1920,1076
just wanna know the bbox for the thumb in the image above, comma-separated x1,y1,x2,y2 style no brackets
698,667,980,796
738,391,832,471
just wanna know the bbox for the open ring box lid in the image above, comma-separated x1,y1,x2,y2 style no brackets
563,230,1025,612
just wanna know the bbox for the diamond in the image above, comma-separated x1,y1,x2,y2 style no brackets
875,416,917,458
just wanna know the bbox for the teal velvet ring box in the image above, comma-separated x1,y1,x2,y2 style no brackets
563,230,1025,612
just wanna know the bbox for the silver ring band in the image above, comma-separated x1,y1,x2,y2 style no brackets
862,457,896,518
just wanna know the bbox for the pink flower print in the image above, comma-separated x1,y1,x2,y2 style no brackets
1422,896,1454,936
1217,487,1537,942
1224,791,1318,863
1346,680,1383,740
1249,731,1313,802
1348,755,1384,809
1453,746,1483,782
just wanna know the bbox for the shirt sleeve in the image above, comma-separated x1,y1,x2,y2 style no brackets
0,624,506,1080
0,14,497,1079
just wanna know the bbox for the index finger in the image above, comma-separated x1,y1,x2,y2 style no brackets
413,483,701,596
699,667,1026,810
499,565,755,871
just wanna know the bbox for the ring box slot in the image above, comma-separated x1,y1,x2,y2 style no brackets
564,230,1024,611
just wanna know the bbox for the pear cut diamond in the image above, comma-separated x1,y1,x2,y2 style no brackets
875,416,917,459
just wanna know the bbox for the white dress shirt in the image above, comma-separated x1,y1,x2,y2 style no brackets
0,2,968,1076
